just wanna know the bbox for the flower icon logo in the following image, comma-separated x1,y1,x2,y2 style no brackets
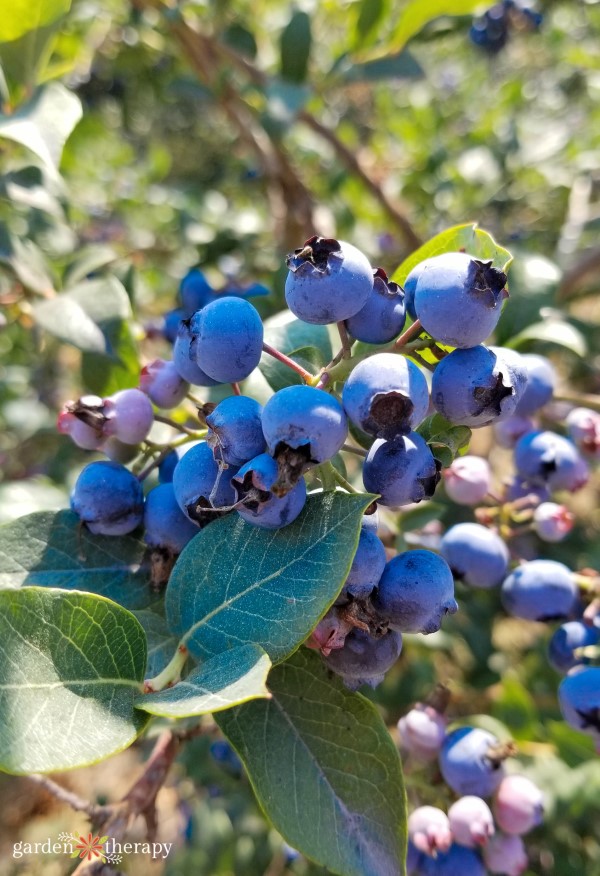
71,833,108,861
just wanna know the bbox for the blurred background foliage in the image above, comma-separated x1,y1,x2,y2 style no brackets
1,0,600,874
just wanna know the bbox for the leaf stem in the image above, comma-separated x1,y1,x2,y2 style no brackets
143,645,189,693
394,318,423,349
262,342,315,384
154,414,207,436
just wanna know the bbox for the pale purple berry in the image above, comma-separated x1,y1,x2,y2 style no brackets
103,389,154,444
448,796,495,848
443,456,491,506
493,775,544,835
57,408,104,450
140,358,189,409
533,502,574,542
306,608,353,657
408,806,452,856
566,407,600,459
483,833,528,876
398,704,446,761
493,415,535,449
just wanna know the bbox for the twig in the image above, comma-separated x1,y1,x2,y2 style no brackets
262,342,315,383
153,414,205,437
394,319,423,349
341,443,367,457
336,321,353,359
26,775,111,820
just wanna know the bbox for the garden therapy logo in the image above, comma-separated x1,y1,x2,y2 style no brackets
12,832,172,862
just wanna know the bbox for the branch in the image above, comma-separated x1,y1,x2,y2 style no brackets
26,774,111,821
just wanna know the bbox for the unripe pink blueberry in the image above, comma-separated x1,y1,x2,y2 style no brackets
493,775,543,835
448,795,495,847
140,358,189,409
103,388,154,444
408,806,452,856
57,410,104,450
566,407,600,459
444,456,491,505
493,415,535,449
398,704,446,761
533,502,574,542
306,608,353,657
483,833,528,875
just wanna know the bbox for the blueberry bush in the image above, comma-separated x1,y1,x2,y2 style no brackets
1,1,600,875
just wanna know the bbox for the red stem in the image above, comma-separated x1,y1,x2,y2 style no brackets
262,342,314,383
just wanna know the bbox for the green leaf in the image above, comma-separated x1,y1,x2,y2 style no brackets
490,672,539,741
0,226,55,294
0,0,71,92
135,644,271,718
392,223,512,287
354,0,388,47
217,648,407,876
506,315,587,358
260,310,332,391
166,492,374,664
386,0,484,54
416,414,471,468
63,245,118,287
341,51,424,83
133,609,179,677
400,501,446,532
280,11,312,84
0,0,70,43
0,510,154,610
0,587,147,773
0,83,82,174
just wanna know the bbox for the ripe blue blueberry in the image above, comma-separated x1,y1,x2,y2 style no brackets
403,260,428,321
206,395,266,466
158,442,202,484
342,352,429,440
172,441,239,526
143,483,199,554
71,460,144,536
323,627,402,690
501,559,577,622
419,844,487,876
439,726,507,797
440,522,509,589
173,319,220,386
362,432,440,507
261,385,348,494
191,297,264,383
413,252,507,348
493,414,535,449
514,430,589,492
344,268,406,344
374,549,458,633
558,667,600,745
285,236,373,325
337,526,387,602
548,621,600,674
232,453,306,529
162,307,185,343
179,268,214,316
432,345,527,428
514,353,556,416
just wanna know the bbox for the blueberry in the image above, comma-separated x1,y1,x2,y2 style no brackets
448,796,495,848
403,261,428,321
548,621,600,673
209,740,243,776
232,453,306,529
143,483,199,553
501,559,577,622
173,320,221,386
57,404,105,450
398,704,446,761
158,442,202,484
361,506,380,532
493,775,544,836
307,606,353,656
261,386,348,492
431,345,527,428
140,358,189,409
172,441,239,526
406,840,422,875
483,833,528,876
558,667,600,745
342,352,429,440
285,235,373,325
179,268,214,316
443,455,491,506
362,432,440,507
191,297,264,383
344,268,406,344
413,252,507,348
441,522,509,589
514,353,556,415
419,844,487,876
337,526,387,602
493,414,535,449
503,476,550,504
439,726,507,798
566,407,600,459
162,307,185,343
408,806,452,856
206,395,266,466
374,549,457,634
514,430,589,492
103,388,155,445
322,628,402,690
533,501,574,542
71,460,144,536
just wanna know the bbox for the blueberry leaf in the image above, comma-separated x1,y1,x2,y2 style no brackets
0,510,155,610
386,0,485,55
0,587,147,773
135,644,271,718
417,413,471,467
260,310,332,391
166,492,374,664
279,11,312,84
133,608,179,677
217,647,407,876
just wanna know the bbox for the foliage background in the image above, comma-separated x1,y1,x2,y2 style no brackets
1,0,600,874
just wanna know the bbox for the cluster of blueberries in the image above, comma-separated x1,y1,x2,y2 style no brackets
399,696,544,876
470,0,542,54
58,234,600,769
